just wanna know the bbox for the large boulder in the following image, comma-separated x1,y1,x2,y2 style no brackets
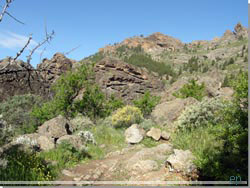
146,127,162,141
125,124,145,144
38,115,73,139
57,135,84,150
14,133,55,151
37,135,55,151
165,149,198,178
151,97,197,127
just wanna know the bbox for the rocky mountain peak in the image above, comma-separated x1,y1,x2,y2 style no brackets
233,22,248,38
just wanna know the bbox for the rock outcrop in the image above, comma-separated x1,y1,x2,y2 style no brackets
94,57,165,102
0,53,75,102
99,32,184,54
37,53,76,84
0,58,50,101
151,97,197,128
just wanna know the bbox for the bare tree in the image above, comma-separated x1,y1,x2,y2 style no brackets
0,0,55,71
0,0,24,24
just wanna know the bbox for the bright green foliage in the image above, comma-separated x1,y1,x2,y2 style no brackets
132,91,160,117
51,63,95,117
32,63,94,123
111,105,143,128
39,141,89,178
73,85,124,120
173,72,248,181
173,79,206,101
0,145,54,181
124,53,176,76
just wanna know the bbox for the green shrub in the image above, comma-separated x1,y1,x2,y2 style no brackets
0,145,54,181
176,97,227,131
183,56,200,73
32,63,95,123
173,79,206,101
74,85,124,121
124,53,176,76
38,141,90,178
111,105,143,128
0,94,44,141
139,119,156,131
32,63,124,124
173,72,248,181
132,91,160,117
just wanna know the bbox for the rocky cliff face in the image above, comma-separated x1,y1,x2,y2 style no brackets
99,32,184,55
37,53,76,84
94,58,165,102
0,53,75,101
0,58,50,101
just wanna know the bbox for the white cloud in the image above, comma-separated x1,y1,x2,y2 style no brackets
0,30,38,50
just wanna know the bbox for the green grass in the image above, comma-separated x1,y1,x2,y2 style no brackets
141,137,159,148
172,124,224,169
38,141,90,178
89,124,126,153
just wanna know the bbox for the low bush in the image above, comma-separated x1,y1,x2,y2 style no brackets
132,91,160,117
0,94,44,145
111,105,143,128
173,79,206,101
176,97,227,131
0,145,54,181
38,141,90,178
139,119,156,131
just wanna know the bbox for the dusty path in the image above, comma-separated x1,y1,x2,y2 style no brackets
58,142,188,186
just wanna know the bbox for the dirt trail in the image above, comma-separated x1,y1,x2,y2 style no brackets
58,143,188,185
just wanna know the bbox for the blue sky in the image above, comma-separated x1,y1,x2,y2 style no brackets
0,0,248,67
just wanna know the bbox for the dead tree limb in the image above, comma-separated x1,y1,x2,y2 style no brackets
26,30,55,65
0,34,32,71
64,45,81,56
5,11,25,25
0,0,12,22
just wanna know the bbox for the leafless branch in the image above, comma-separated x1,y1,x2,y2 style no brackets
0,0,11,22
5,11,25,25
12,34,32,63
26,30,55,65
39,47,46,63
0,34,32,71
64,45,81,55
